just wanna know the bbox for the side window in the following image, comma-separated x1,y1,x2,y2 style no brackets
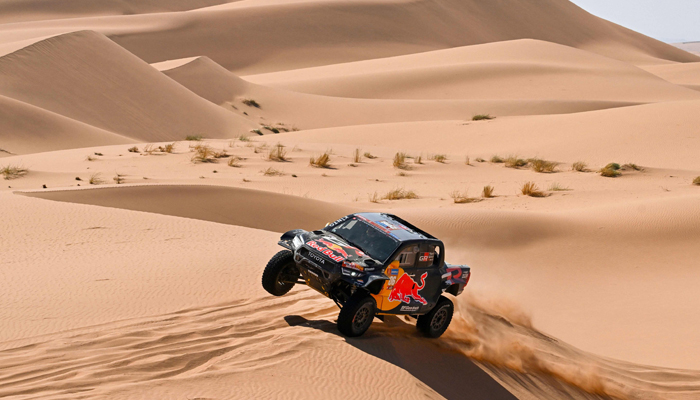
396,245,419,268
416,244,439,267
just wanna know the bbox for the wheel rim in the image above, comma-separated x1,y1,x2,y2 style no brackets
276,264,297,290
353,304,372,331
430,306,448,331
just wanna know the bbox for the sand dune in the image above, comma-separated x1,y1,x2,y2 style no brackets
673,41,700,56
0,30,255,145
0,0,235,23
246,39,700,102
0,0,696,76
157,55,640,130
643,62,700,87
0,94,134,155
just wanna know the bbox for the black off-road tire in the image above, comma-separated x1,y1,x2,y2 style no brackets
261,250,299,296
417,296,454,338
337,292,377,337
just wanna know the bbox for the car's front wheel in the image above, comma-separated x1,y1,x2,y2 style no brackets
417,296,454,338
337,292,377,337
261,250,299,296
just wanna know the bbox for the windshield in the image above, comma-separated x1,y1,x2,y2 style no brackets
328,217,399,262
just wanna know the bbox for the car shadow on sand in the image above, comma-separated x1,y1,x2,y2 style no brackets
284,315,517,400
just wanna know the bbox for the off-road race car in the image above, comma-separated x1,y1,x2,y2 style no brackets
262,213,471,338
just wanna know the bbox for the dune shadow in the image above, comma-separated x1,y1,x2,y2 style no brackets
284,315,517,400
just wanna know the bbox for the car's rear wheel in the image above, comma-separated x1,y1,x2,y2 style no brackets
417,296,454,338
262,250,299,296
337,292,376,337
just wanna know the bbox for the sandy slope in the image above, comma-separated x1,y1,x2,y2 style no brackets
245,39,700,102
0,0,696,75
0,30,254,150
643,62,700,88
0,95,134,155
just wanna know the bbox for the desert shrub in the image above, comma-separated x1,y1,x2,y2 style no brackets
600,164,621,177
368,192,380,203
472,114,495,121
548,182,570,191
263,125,280,134
228,156,244,167
475,157,485,163
262,167,284,176
127,146,140,153
250,129,263,136
158,143,175,153
393,152,410,170
571,161,587,172
354,148,361,163
414,155,423,164
505,155,528,168
1,165,28,180
622,163,643,171
482,185,495,198
530,158,558,173
86,155,96,161
242,99,261,108
113,174,125,184
490,155,504,163
364,152,377,159
310,152,332,168
185,135,203,141
383,188,418,200
521,182,546,197
239,135,252,142
450,190,481,204
267,143,288,162
89,173,104,185
693,176,700,186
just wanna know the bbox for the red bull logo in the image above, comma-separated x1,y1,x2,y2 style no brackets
388,272,428,305
307,239,350,262
317,239,349,259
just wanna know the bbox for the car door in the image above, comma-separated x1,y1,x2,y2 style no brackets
412,243,443,312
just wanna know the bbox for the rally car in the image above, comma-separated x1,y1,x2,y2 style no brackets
261,213,471,338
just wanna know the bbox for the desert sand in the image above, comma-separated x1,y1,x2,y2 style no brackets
1,1,700,399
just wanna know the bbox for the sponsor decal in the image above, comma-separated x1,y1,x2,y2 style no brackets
306,236,366,263
418,252,434,263
390,269,399,275
377,220,401,231
309,252,326,264
388,272,428,305
306,240,345,262
400,305,419,312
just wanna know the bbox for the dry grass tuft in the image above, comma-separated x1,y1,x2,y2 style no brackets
191,144,219,163
431,154,448,163
253,143,268,154
482,185,495,198
127,146,140,153
521,182,546,197
397,171,409,177
529,158,558,173
572,161,588,172
622,163,643,171
159,143,175,153
450,190,481,204
262,125,280,134
86,155,96,161
113,174,125,184
228,156,244,167
364,152,377,159
548,182,571,191
310,152,332,168
472,114,495,121
353,148,362,163
475,157,485,163
693,176,700,186
490,155,504,163
185,135,203,141
262,167,284,176
266,143,288,162
465,156,471,166
89,173,104,185
393,152,411,170
505,155,528,169
239,135,251,142
250,129,263,136
383,188,418,200
414,155,423,164
368,192,381,203
1,165,28,180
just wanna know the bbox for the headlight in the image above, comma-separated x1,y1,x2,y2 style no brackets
292,235,304,249
342,268,362,278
